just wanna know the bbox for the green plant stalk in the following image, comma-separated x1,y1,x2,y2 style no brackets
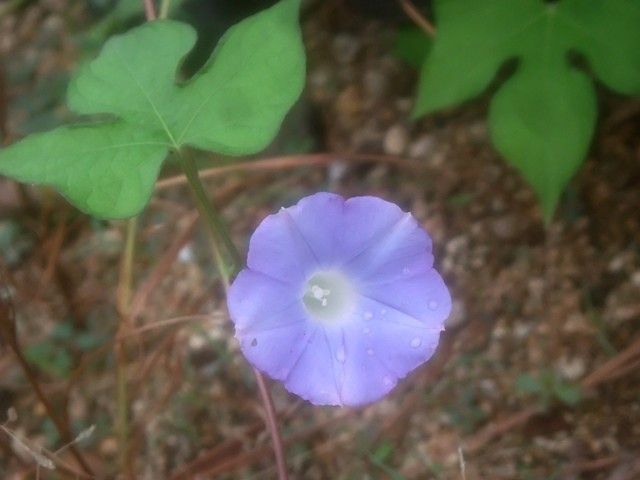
116,216,138,477
159,0,172,19
178,149,289,480
178,150,241,286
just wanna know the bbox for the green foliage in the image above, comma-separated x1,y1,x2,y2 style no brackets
413,0,640,220
24,322,105,378
368,440,406,480
393,27,432,67
515,369,582,409
445,386,488,433
0,221,33,266
0,0,305,219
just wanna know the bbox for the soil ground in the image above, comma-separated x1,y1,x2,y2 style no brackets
0,1,639,479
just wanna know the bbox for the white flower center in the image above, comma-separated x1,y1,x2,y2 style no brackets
303,270,354,322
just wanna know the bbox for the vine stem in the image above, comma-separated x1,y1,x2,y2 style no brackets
159,0,172,19
178,151,242,282
143,0,157,20
115,216,138,477
115,2,157,475
253,366,289,480
178,149,289,480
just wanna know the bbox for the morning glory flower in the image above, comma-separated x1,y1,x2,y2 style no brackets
228,192,451,406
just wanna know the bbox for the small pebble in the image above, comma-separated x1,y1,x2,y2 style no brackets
409,134,435,159
383,124,409,155
363,68,387,101
444,300,467,329
557,356,586,381
332,33,360,64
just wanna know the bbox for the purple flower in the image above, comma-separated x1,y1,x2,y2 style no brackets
228,192,451,406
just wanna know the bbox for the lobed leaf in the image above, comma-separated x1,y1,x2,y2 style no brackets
489,19,597,219
413,0,640,220
174,0,306,154
68,21,197,134
560,0,640,95
0,0,305,219
413,0,541,116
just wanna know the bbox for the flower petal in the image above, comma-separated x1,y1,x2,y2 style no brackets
348,249,434,287
339,197,433,279
339,320,399,406
358,269,451,330
247,208,319,283
238,316,313,382
285,192,345,266
336,295,442,405
357,301,441,377
228,269,302,334
283,324,343,405
339,196,407,259
230,269,319,382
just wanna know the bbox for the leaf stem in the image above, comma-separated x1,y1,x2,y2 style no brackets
116,216,138,477
178,150,241,284
118,217,138,314
177,149,288,480
159,0,172,19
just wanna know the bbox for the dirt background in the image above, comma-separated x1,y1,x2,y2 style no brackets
0,1,639,479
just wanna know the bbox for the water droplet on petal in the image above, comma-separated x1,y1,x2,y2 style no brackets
428,300,438,310
251,338,258,347
336,346,346,363
362,327,371,335
383,376,393,387
410,337,422,348
366,348,374,356
364,311,373,320
402,267,410,275
380,309,387,316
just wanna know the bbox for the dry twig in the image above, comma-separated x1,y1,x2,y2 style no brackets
155,152,425,190
397,0,436,37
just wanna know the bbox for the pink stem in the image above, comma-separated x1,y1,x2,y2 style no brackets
253,367,289,480
143,0,157,20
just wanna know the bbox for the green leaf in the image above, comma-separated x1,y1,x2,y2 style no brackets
372,441,394,463
489,50,596,218
0,0,304,219
393,27,432,68
25,341,73,378
0,123,168,218
68,21,198,132
414,0,541,114
553,382,582,407
515,373,542,394
174,0,306,154
413,0,640,220
562,0,640,95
